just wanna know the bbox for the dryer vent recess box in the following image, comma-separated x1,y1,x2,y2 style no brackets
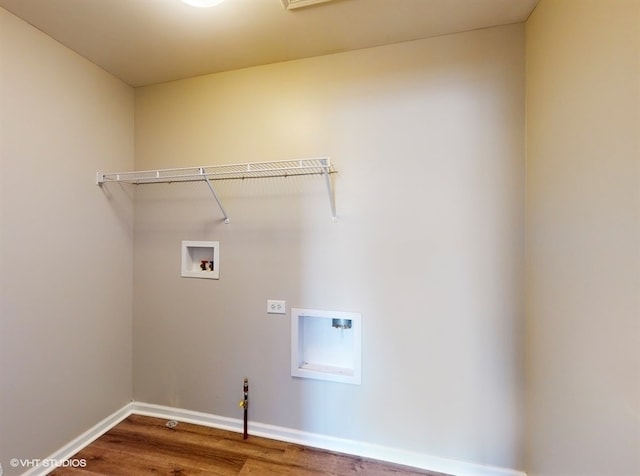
181,241,220,279
291,308,362,385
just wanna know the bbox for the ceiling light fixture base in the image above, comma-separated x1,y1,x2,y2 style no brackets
281,0,335,10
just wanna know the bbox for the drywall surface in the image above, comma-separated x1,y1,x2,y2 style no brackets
0,8,134,475
133,25,525,471
525,1,640,475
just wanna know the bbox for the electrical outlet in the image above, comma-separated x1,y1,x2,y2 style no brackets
267,299,286,314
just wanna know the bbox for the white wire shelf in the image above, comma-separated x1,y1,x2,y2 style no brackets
97,157,337,223
97,158,335,184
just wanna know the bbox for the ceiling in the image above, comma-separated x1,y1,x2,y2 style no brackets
0,0,539,87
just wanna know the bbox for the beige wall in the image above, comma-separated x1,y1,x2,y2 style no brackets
8,2,638,473
0,8,134,475
525,1,640,475
133,24,525,471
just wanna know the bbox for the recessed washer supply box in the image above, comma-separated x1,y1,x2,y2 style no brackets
291,308,362,385
181,240,220,279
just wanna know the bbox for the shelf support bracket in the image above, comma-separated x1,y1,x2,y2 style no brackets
321,159,337,221
201,168,230,224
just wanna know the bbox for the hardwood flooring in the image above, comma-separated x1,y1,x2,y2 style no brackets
50,414,448,475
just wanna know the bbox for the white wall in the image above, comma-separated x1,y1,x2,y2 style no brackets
525,1,640,475
0,8,134,475
133,24,525,472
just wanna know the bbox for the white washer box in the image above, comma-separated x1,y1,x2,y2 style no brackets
291,308,362,385
181,241,220,279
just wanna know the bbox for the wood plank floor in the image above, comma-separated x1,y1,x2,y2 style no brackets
50,414,449,475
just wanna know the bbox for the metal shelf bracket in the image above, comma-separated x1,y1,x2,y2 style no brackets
200,167,230,224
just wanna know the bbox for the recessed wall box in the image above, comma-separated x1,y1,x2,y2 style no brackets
181,240,220,279
291,308,362,385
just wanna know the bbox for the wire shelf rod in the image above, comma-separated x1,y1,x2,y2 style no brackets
96,157,337,222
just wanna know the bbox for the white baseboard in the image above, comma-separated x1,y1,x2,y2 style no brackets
22,403,133,476
27,401,526,476
130,402,526,476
